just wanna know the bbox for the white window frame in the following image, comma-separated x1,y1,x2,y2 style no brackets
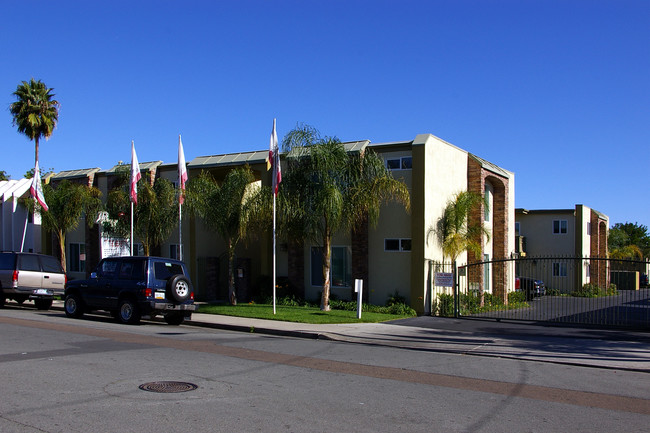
386,156,412,171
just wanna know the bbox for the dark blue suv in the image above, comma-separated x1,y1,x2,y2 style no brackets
64,256,196,325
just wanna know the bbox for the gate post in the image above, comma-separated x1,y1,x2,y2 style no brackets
453,260,459,318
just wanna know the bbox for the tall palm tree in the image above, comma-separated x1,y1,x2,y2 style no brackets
280,124,410,311
185,166,270,304
27,180,102,271
10,79,60,167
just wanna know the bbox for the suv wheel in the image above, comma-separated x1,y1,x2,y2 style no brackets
118,299,141,325
64,293,85,318
167,275,191,303
164,313,185,326
34,299,53,310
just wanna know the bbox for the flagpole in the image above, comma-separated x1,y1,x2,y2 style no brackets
267,119,279,315
179,201,183,261
273,191,277,315
130,202,134,255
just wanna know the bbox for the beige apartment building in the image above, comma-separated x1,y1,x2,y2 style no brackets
515,205,609,291
19,133,516,313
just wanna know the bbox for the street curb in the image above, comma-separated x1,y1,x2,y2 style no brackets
183,319,324,340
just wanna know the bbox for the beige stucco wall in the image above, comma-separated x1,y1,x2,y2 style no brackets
368,149,412,306
516,210,576,256
411,135,469,314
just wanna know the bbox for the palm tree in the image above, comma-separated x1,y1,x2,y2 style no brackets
436,191,489,263
185,166,270,305
280,124,410,311
104,171,179,256
434,191,490,308
10,79,60,167
27,180,102,271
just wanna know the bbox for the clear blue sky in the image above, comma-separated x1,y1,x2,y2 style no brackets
2,0,648,229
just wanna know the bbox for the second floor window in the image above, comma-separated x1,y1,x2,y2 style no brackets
386,156,412,170
553,220,567,234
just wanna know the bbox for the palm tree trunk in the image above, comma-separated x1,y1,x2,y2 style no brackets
35,136,39,167
320,235,332,311
228,238,237,305
57,229,66,272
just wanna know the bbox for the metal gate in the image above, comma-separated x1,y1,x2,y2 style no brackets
433,256,650,329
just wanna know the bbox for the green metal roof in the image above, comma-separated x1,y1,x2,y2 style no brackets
106,161,163,173
189,150,269,168
51,168,101,179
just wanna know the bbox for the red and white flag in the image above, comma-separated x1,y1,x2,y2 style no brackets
30,161,48,211
130,140,141,204
269,119,281,196
178,135,188,204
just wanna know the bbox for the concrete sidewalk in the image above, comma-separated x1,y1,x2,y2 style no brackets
185,311,650,372
51,300,649,372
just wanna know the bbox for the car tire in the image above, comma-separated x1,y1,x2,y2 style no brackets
164,313,185,326
167,275,191,303
118,299,141,325
64,293,85,318
34,299,53,310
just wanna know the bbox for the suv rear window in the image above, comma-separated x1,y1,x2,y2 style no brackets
41,256,63,273
19,255,41,271
0,253,15,270
153,261,184,281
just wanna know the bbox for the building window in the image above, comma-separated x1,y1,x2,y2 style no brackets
169,244,181,259
515,222,520,236
553,220,568,234
311,246,352,288
132,243,145,256
386,156,412,170
69,243,86,273
587,222,591,236
552,262,567,277
385,238,411,252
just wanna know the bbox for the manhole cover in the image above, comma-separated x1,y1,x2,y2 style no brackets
138,381,198,393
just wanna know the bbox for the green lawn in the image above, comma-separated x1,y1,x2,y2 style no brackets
197,303,413,324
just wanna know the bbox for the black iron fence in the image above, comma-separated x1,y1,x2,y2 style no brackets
429,256,650,329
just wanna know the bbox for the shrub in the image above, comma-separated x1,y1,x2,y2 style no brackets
386,291,406,307
572,283,619,298
508,290,526,304
385,302,417,316
438,294,455,317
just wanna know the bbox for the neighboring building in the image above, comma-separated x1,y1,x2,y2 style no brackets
515,205,609,291
17,133,516,314
0,179,42,253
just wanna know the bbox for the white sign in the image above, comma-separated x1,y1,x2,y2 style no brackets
435,272,454,287
97,211,130,258
101,236,130,258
